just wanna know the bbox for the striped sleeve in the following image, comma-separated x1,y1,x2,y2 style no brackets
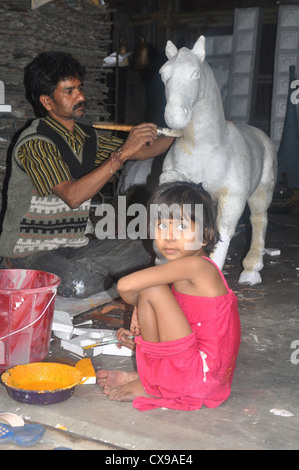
96,133,124,166
17,139,72,196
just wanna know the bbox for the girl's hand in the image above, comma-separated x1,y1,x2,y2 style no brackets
116,328,136,351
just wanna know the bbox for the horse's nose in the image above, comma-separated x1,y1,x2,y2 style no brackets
175,105,190,123
165,101,190,127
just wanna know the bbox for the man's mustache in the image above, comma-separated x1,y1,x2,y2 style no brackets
73,101,86,111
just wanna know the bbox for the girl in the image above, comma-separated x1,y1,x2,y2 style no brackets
97,181,241,411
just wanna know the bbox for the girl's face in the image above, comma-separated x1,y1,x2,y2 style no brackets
155,216,205,260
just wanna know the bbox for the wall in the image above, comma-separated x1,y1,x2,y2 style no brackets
0,0,114,203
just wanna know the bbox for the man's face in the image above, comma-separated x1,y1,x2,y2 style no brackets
40,76,86,128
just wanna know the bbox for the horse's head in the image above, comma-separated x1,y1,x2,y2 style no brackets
159,36,207,130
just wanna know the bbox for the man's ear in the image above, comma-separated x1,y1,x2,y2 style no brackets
39,94,53,111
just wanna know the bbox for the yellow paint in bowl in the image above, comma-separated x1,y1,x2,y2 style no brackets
2,362,83,393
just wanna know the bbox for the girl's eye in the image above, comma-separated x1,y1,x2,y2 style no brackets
158,222,167,230
177,224,185,231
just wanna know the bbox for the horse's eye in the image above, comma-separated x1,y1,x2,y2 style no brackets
190,69,200,81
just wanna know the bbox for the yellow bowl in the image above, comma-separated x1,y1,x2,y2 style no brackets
1,362,83,405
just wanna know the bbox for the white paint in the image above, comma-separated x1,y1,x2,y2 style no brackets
270,409,294,417
159,36,277,285
200,350,209,383
73,280,86,296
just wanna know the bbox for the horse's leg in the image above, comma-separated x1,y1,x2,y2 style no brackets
210,231,231,270
238,185,271,285
210,195,245,270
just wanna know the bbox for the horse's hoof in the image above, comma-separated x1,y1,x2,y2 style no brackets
238,270,262,285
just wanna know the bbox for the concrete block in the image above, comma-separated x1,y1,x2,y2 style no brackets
60,328,134,357
226,7,262,124
52,310,74,339
101,336,134,357
206,34,233,114
61,328,110,356
264,248,281,256
0,81,12,112
270,5,299,149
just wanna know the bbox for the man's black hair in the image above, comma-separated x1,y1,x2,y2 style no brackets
24,51,86,116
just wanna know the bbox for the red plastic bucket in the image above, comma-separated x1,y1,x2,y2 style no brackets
0,269,60,373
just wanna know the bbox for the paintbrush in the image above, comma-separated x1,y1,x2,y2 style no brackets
93,122,183,138
83,336,135,350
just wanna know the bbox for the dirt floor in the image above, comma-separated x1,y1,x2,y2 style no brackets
0,207,298,452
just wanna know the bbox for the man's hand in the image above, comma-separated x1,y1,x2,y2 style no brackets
121,123,158,161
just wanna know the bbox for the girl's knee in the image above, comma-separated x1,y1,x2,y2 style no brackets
137,285,174,318
138,284,171,302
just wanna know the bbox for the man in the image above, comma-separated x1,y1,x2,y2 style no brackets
0,51,173,298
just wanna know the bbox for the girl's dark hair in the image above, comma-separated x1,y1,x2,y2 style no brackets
24,51,86,116
147,181,220,255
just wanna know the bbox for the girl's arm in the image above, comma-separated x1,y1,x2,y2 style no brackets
117,255,204,305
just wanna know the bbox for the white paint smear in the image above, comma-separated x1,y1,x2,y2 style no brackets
270,408,294,417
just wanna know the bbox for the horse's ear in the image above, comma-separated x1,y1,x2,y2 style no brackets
192,36,206,62
165,40,178,59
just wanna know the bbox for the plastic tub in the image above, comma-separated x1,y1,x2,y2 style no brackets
0,269,60,373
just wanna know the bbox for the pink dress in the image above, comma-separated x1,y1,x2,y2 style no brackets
133,258,241,411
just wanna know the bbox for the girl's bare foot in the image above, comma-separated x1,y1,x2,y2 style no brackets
103,378,152,402
96,369,138,388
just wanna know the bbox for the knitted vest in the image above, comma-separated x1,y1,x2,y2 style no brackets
0,119,97,258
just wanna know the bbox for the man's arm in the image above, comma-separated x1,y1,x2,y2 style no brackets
52,154,123,208
53,123,174,208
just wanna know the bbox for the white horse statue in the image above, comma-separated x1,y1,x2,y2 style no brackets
159,36,277,285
